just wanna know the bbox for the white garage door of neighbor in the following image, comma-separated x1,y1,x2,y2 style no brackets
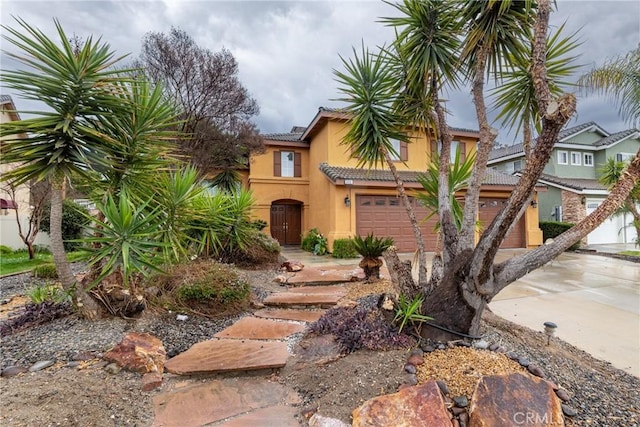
586,200,638,244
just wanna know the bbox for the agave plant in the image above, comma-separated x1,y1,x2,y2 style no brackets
353,233,394,281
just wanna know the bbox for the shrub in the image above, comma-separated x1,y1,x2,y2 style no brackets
0,245,12,255
26,283,71,304
539,221,580,250
32,263,58,279
301,228,328,255
40,200,90,251
177,264,250,304
310,305,415,353
251,219,267,230
232,229,281,267
353,233,394,258
332,238,358,259
0,301,72,337
149,261,251,317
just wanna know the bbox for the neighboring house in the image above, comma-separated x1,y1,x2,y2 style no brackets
0,95,50,249
249,107,543,252
488,121,640,245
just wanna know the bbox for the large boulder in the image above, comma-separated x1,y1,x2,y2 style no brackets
469,372,564,426
352,381,451,427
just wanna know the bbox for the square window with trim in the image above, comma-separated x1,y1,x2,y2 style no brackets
570,152,581,165
274,151,301,177
583,153,594,166
557,151,568,165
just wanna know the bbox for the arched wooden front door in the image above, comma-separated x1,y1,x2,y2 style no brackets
270,201,302,245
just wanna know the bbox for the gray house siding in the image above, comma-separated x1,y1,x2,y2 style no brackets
539,187,563,221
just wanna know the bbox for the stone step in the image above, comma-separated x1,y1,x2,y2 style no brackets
164,339,288,375
254,308,326,323
287,266,365,286
263,292,343,308
214,317,305,340
215,405,299,427
286,285,347,295
152,377,300,427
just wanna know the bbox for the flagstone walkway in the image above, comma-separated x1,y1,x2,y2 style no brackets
152,267,356,427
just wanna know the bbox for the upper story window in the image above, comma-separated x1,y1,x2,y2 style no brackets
616,152,634,163
273,151,301,177
557,150,568,165
583,153,594,166
504,159,522,174
389,139,408,161
431,140,465,163
570,152,581,165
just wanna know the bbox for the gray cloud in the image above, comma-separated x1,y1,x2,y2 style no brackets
1,0,638,141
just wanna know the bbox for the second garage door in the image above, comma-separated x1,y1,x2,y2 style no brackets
356,195,526,252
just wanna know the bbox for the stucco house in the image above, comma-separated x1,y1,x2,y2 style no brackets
0,95,50,249
249,107,543,252
488,121,640,245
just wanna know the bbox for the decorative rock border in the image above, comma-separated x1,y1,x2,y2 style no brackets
399,340,578,426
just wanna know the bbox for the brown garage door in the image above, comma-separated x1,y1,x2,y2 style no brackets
356,195,526,252
478,198,526,248
356,195,439,252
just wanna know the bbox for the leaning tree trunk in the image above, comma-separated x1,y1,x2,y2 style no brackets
50,177,102,319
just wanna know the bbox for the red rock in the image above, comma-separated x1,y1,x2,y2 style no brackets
218,405,299,426
407,353,424,365
152,378,299,427
281,260,304,272
469,372,564,427
254,308,325,323
103,332,165,374
142,372,163,391
263,292,342,307
214,317,305,340
164,339,288,375
352,381,451,427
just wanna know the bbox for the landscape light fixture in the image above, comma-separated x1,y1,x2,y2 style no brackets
530,200,538,208
543,321,557,345
344,195,351,207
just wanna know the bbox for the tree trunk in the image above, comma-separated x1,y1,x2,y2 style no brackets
383,247,420,300
50,178,102,319
49,178,75,289
382,150,429,287
420,252,484,341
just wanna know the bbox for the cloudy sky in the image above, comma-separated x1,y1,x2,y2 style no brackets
1,0,639,143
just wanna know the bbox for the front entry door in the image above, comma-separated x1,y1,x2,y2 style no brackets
270,204,302,245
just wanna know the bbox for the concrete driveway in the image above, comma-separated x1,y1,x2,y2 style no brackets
281,247,640,377
490,250,640,377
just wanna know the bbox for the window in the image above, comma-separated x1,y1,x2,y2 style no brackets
273,151,301,177
616,153,634,162
430,140,465,163
570,152,581,165
557,151,568,165
281,151,294,177
583,153,594,166
389,139,408,161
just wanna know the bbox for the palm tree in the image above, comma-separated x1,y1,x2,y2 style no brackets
599,158,640,244
491,23,581,157
0,19,132,316
579,46,640,127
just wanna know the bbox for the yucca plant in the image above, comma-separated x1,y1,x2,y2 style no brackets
353,233,394,281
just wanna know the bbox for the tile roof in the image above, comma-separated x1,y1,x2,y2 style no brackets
557,121,603,141
317,106,479,134
319,163,522,186
488,143,526,161
593,128,639,147
0,94,13,104
538,173,606,191
262,132,304,142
